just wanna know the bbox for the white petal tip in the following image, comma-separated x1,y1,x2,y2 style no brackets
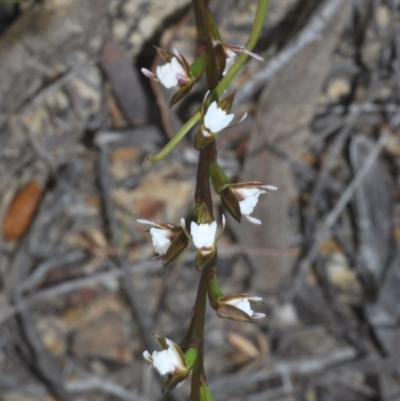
265,185,278,191
137,219,152,225
141,68,157,79
143,350,152,362
252,313,266,319
238,112,248,124
244,215,262,225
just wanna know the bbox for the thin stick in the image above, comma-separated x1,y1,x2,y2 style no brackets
284,130,391,301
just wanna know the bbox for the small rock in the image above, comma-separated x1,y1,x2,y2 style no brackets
112,19,130,42
377,5,390,30
385,133,400,156
272,303,299,328
138,15,159,37
327,78,351,102
37,317,67,358
123,1,139,17
326,253,359,291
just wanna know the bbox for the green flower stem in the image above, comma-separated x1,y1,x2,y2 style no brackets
215,0,269,96
147,110,200,163
191,0,219,89
147,0,269,163
195,142,215,212
187,257,216,400
187,1,220,398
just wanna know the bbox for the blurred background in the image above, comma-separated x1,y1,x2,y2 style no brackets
1,0,400,400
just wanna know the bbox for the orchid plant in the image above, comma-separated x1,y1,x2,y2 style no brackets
138,1,274,399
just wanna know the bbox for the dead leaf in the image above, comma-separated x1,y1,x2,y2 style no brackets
111,146,140,162
3,181,42,241
227,332,260,359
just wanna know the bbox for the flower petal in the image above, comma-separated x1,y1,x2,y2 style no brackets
226,298,253,316
143,350,153,363
191,221,217,249
243,215,262,225
141,68,158,80
203,102,234,133
150,227,172,255
156,57,187,89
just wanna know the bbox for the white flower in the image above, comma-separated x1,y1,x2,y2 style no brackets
156,57,187,89
143,338,188,376
190,221,217,249
221,44,263,76
225,295,265,319
231,184,277,225
149,228,171,255
137,219,180,256
223,49,237,76
235,188,262,224
203,101,234,134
